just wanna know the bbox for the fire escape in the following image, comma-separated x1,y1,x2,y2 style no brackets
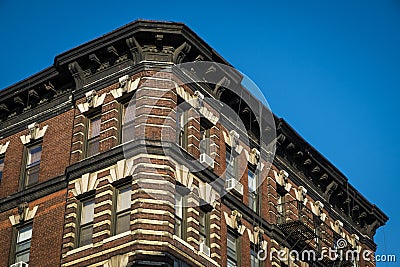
276,200,355,267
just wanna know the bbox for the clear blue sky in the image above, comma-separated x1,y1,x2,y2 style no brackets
1,0,399,264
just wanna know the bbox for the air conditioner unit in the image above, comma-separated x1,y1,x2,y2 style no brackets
10,262,28,267
225,178,244,196
199,241,211,257
200,153,214,168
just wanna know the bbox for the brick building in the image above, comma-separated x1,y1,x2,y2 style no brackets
0,20,387,267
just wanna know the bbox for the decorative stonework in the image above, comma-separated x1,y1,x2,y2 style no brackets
72,173,99,196
175,164,193,189
110,76,141,99
310,201,326,221
223,210,246,235
9,204,39,226
77,90,106,113
271,169,292,192
175,86,219,125
222,130,243,154
0,141,10,154
109,159,134,183
103,254,129,267
331,220,345,237
246,227,267,250
20,122,48,144
198,181,219,208
294,186,308,204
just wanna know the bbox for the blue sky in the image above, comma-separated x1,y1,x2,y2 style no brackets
1,0,399,264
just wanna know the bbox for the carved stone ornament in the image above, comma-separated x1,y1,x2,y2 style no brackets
9,204,39,226
0,141,10,155
20,122,48,145
77,90,106,113
110,76,141,99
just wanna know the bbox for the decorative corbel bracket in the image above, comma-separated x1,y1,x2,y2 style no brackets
214,76,230,98
9,204,39,226
294,186,308,205
0,141,10,155
229,130,243,155
198,181,219,209
103,254,129,267
126,36,143,64
68,61,85,89
111,76,140,99
175,164,193,190
72,173,99,197
173,42,191,64
193,90,204,110
109,159,134,183
223,210,245,235
20,122,48,145
331,220,345,237
77,90,106,113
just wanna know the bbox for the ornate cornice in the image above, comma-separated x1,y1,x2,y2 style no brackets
275,118,388,238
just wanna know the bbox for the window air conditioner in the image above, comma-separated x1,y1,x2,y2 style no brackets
10,262,28,267
199,153,214,168
225,178,244,196
199,241,211,257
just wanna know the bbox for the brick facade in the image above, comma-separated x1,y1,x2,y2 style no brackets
0,20,387,267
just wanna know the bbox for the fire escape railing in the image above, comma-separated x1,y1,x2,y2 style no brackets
274,200,355,267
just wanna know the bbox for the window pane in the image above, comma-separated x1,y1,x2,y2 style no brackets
89,117,101,138
26,164,40,187
15,251,30,263
248,170,256,192
177,110,188,148
116,211,130,234
175,194,183,218
81,200,95,224
0,158,4,180
16,240,31,253
121,103,136,143
117,187,131,212
226,150,235,180
123,104,136,126
17,225,32,243
175,218,182,237
87,136,100,157
28,145,42,165
200,125,210,154
227,233,237,265
251,251,260,267
79,224,93,246
122,122,135,143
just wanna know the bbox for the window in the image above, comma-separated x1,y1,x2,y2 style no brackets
78,199,95,246
277,194,286,224
177,98,188,150
199,210,210,246
227,232,239,267
174,259,189,267
250,248,261,267
248,168,258,212
113,186,131,235
120,100,136,144
199,121,211,155
226,147,236,180
15,225,32,263
86,116,101,157
24,144,42,188
174,191,187,239
0,157,4,182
